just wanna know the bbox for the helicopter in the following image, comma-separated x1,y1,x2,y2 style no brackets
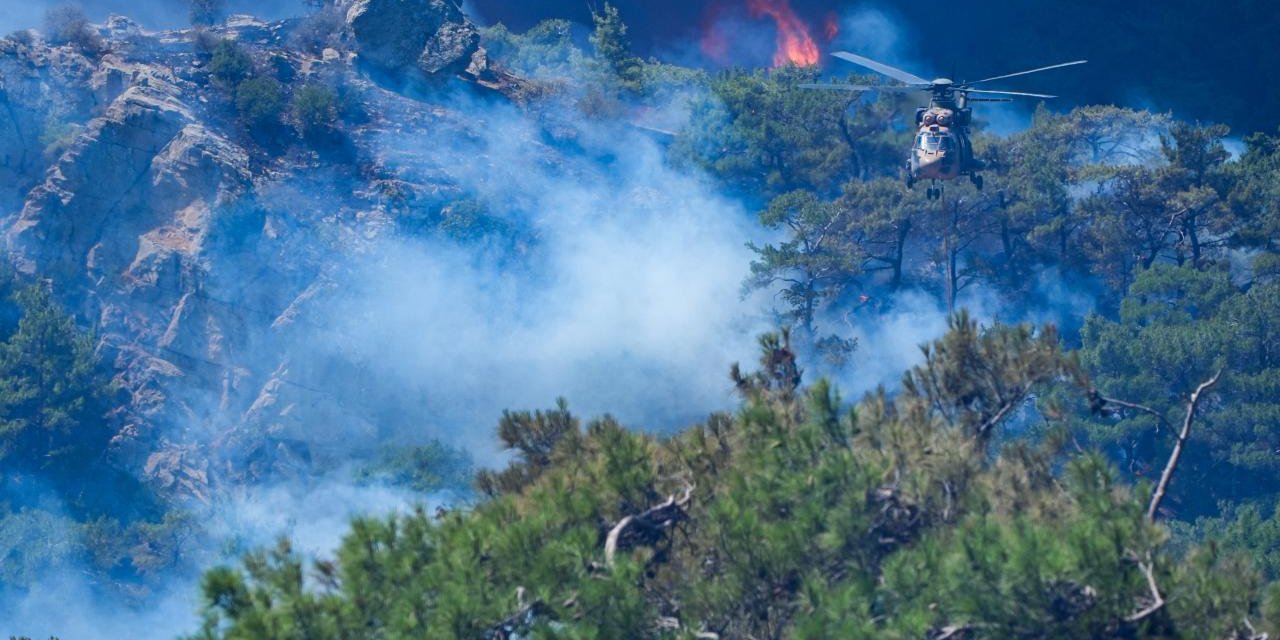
802,52,1086,199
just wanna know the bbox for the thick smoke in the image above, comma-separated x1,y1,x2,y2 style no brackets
305,96,775,457
0,4,1113,638
828,269,1097,397
1,11,772,636
4,479,443,640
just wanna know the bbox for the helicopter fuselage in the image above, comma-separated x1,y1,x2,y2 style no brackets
800,51,1083,197
907,98,977,184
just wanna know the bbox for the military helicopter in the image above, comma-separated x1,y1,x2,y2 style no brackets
802,52,1085,199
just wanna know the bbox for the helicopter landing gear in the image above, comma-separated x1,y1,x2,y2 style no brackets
926,186,943,200
905,173,915,189
970,173,984,190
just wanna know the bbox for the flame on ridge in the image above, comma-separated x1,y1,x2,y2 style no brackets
747,0,820,67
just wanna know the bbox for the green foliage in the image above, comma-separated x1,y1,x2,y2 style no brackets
209,39,253,89
1079,264,1280,517
903,312,1070,441
207,39,290,134
481,20,581,79
37,113,81,161
426,198,514,244
714,99,1280,356
192,321,1277,639
676,66,911,198
0,277,194,600
234,77,284,131
290,84,337,135
589,4,643,94
355,441,473,494
746,189,859,334
1171,501,1280,581
475,398,579,497
0,285,111,471
1232,128,1280,257
0,508,82,586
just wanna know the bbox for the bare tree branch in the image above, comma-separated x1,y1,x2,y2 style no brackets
976,397,1021,436
604,484,694,567
933,624,971,639
1147,369,1223,521
1243,617,1270,640
1095,392,1173,432
1125,555,1165,623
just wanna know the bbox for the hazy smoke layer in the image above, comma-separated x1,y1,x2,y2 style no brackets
0,4,1107,638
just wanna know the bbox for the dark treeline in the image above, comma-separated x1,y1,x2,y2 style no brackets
471,0,1277,135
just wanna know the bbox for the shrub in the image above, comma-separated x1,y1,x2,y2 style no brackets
191,27,220,53
234,76,284,130
43,4,105,54
38,115,81,161
355,441,474,494
209,39,252,88
291,84,337,134
290,7,345,53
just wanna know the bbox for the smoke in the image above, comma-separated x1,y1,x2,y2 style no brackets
5,575,197,640
819,4,1073,135
2,16,775,633
826,4,907,64
0,4,1115,636
302,97,772,456
830,270,1097,397
2,478,444,640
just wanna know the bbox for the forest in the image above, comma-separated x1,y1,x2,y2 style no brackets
4,2,1280,638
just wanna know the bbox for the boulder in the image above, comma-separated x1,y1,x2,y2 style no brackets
345,0,480,77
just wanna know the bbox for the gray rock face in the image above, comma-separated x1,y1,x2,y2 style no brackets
0,12,513,502
345,0,480,77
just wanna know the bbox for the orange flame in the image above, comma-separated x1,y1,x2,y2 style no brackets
823,12,840,42
747,0,820,67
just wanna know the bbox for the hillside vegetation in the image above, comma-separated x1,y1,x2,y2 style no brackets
2,2,1280,638
189,6,1280,640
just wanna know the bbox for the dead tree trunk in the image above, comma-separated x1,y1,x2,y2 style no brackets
1146,370,1222,521
604,484,694,567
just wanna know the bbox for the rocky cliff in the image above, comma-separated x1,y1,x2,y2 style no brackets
0,2,528,503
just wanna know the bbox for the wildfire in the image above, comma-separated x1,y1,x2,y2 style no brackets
824,11,840,42
747,0,820,67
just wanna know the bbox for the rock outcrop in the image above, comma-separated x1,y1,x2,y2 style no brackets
345,0,481,77
0,10,515,502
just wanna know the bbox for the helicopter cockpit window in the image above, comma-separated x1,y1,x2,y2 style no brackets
920,134,947,152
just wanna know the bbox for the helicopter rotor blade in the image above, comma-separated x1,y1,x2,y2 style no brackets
798,83,923,93
962,60,1086,87
965,88,1058,99
965,97,1014,102
830,51,930,86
